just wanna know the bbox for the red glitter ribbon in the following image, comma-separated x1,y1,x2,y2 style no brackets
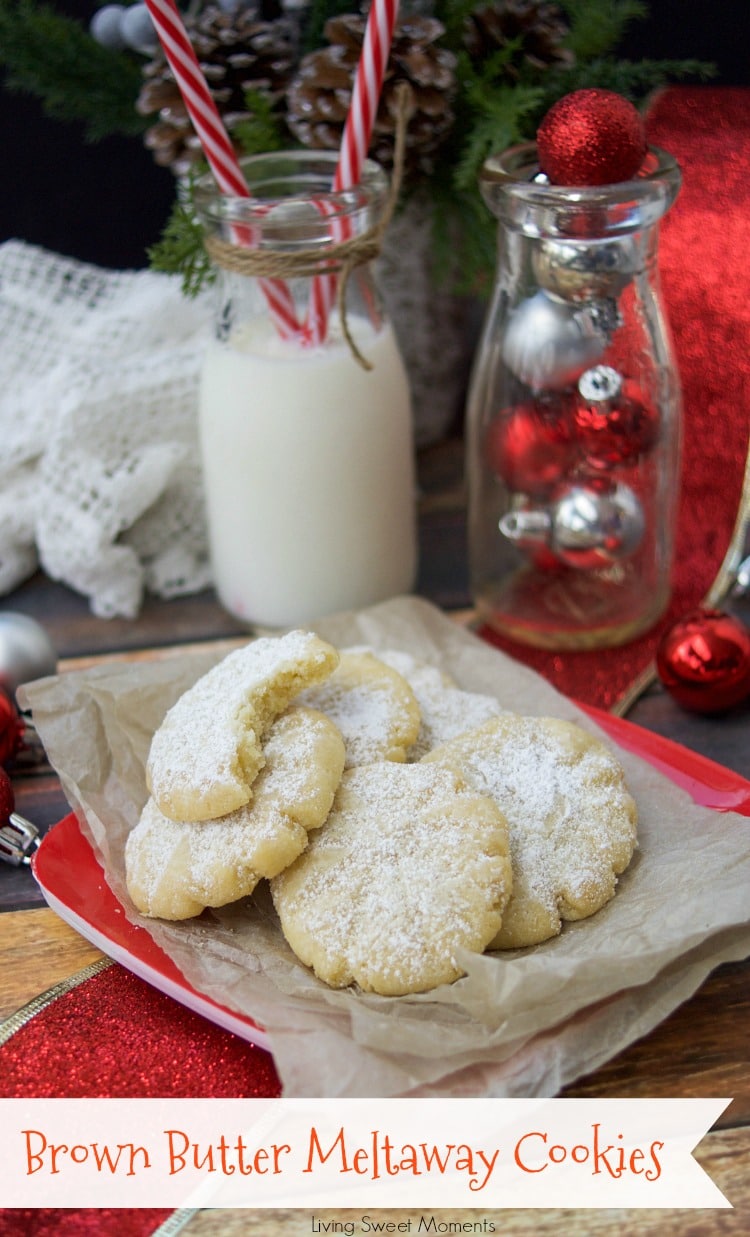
1,965,281,1236
480,87,750,710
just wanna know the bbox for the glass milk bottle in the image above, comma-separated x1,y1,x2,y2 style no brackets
466,143,682,649
194,151,417,629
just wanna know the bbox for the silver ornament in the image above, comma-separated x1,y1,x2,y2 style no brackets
578,364,623,403
0,613,57,698
502,291,610,391
532,238,637,303
89,5,127,51
499,480,645,570
120,3,158,54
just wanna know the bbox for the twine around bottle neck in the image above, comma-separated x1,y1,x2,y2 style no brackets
202,83,414,371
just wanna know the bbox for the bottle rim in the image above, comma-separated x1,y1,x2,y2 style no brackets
480,143,681,237
192,150,390,236
482,142,680,200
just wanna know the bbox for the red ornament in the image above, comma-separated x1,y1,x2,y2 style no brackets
0,689,25,766
656,609,750,714
0,765,14,823
573,366,659,468
537,89,647,186
485,399,577,496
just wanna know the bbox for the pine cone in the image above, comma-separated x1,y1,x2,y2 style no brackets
463,1,574,80
285,14,457,177
136,6,297,177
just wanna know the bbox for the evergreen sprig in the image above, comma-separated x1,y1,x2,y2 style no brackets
147,197,214,299
0,0,147,140
558,0,648,61
532,56,715,115
452,69,545,194
230,89,287,156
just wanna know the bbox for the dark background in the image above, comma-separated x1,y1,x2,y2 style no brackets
1,1,748,270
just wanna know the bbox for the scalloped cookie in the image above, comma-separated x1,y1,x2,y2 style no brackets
127,707,346,920
347,644,505,759
423,714,637,949
146,630,339,821
298,649,421,767
271,761,513,995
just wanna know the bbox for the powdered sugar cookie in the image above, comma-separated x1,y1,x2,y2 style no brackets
347,644,505,759
298,650,420,767
127,707,346,920
271,761,512,995
410,686,504,759
349,646,457,693
146,630,339,821
423,714,637,949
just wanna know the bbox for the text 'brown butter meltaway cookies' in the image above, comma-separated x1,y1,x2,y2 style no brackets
146,630,340,822
270,761,513,996
126,707,346,920
423,714,638,949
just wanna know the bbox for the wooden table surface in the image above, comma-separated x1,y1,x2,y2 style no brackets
1,437,749,1234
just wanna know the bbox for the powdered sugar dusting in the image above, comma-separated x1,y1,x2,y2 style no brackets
299,651,420,767
146,630,338,820
424,714,638,947
346,644,506,759
127,707,345,919
271,761,512,995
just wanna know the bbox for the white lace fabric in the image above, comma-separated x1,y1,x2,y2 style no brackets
0,240,214,617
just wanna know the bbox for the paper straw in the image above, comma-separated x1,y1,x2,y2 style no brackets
307,0,399,345
145,0,300,339
336,0,398,194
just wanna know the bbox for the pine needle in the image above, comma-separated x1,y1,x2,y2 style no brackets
0,0,147,140
147,199,213,299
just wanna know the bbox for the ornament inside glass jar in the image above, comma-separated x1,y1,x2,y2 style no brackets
485,395,577,496
574,365,660,470
466,139,682,650
499,479,646,571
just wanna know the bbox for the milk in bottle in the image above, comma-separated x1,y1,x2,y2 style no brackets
194,151,417,628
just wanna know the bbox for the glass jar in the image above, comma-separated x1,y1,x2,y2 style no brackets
466,143,682,649
194,151,417,629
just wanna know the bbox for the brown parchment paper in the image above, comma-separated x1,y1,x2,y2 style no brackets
20,595,750,1098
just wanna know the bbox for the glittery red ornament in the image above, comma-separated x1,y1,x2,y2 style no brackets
0,688,25,766
656,609,750,714
574,366,659,468
0,764,14,822
537,89,647,186
485,400,576,495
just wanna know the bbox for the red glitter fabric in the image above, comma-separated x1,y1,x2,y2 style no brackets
0,1210,172,1237
481,87,750,710
1,966,280,1237
2,964,281,1099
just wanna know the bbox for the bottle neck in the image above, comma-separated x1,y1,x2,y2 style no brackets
481,143,681,242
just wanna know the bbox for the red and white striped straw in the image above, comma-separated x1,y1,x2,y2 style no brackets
307,0,399,346
335,0,398,194
144,0,300,339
